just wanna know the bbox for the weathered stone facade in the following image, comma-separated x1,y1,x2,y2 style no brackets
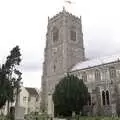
41,9,85,114
41,9,120,116
71,60,120,116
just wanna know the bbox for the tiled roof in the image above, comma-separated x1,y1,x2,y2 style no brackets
25,87,38,96
71,54,120,71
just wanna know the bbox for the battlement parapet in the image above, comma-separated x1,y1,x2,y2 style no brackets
48,10,81,24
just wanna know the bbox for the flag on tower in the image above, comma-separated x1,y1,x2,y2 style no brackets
65,0,72,4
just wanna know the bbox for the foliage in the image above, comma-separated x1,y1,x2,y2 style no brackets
0,45,22,109
53,74,89,117
0,66,10,108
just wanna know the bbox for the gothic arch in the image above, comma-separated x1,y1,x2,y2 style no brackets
95,69,101,81
82,72,87,82
52,27,59,42
88,93,92,106
53,59,57,72
102,91,106,105
109,66,116,79
106,90,110,105
70,26,76,41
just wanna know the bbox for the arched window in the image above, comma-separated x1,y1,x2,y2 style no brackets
82,72,87,82
109,66,116,79
53,59,57,72
102,91,106,105
70,26,76,41
52,27,59,42
88,94,91,106
95,69,101,81
106,90,110,105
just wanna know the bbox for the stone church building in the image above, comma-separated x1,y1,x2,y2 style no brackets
41,8,120,116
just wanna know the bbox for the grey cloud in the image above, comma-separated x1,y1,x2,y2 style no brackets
21,61,43,72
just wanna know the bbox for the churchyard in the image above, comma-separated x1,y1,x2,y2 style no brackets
24,115,120,120
25,116,120,120
1,114,120,120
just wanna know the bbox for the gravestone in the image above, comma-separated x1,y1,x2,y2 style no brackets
15,106,24,120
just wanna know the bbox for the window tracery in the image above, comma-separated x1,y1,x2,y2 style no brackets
95,69,101,81
82,72,87,82
102,90,110,106
109,66,116,79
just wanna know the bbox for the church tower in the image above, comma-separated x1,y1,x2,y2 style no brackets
41,9,85,113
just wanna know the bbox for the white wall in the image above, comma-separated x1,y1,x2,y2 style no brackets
19,86,29,114
0,86,41,115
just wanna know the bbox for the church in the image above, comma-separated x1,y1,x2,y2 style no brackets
41,8,120,116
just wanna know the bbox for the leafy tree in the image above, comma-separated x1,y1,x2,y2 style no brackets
0,65,10,108
53,74,89,117
0,46,22,111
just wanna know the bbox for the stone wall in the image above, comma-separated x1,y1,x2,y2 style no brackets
41,9,85,113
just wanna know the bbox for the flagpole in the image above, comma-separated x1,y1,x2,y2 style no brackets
63,0,75,13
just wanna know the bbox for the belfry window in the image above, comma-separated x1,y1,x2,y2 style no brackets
82,72,87,82
70,30,76,41
95,69,101,81
109,66,116,79
52,27,59,42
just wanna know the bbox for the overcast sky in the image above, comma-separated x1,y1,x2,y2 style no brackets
0,0,120,89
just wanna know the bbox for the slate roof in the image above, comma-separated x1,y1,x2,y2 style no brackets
71,54,120,71
25,87,38,96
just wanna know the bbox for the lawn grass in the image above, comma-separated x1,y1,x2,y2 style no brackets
22,114,120,120
76,116,120,120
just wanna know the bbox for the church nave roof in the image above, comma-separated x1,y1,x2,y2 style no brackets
71,54,120,71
